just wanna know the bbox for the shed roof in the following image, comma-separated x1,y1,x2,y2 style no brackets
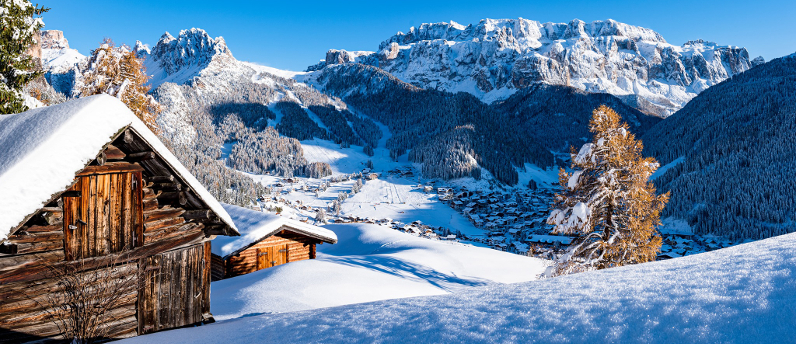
212,204,338,259
0,95,238,241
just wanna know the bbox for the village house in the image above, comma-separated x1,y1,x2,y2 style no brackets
0,96,241,342
210,204,337,280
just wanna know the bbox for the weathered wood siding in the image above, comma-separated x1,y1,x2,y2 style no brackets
63,170,143,260
225,230,318,278
210,253,226,281
138,244,209,334
0,141,217,343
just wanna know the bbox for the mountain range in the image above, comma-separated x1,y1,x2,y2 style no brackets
308,18,760,117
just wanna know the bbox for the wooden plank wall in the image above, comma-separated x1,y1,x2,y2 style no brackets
138,244,206,334
226,230,319,278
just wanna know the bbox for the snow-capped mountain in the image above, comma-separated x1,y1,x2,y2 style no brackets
140,28,237,88
308,18,761,117
38,30,85,73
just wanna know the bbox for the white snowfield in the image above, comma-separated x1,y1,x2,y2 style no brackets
212,203,337,258
204,223,545,321
0,95,237,241
123,230,796,343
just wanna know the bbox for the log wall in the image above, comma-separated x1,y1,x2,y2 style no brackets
0,151,216,343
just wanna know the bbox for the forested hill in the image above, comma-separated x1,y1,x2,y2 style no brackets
494,84,661,153
642,55,796,240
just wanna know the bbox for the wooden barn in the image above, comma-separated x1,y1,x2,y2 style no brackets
211,204,337,280
0,95,240,342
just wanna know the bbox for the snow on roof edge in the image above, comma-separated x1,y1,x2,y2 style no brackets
124,125,238,235
0,95,237,241
213,203,337,258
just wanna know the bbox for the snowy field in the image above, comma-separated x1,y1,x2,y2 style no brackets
123,231,796,343
207,223,547,321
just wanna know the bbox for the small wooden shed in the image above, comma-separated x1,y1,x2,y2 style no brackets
0,95,240,342
211,204,337,280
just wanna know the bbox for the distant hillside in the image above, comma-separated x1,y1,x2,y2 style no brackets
643,55,796,240
493,84,661,152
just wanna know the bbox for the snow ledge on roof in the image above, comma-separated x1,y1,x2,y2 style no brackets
212,204,338,258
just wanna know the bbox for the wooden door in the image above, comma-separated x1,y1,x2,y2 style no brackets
255,244,288,270
138,244,208,334
63,171,143,260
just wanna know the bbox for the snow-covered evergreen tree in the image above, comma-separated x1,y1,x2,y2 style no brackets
0,0,47,114
314,208,327,224
80,40,161,132
548,105,668,275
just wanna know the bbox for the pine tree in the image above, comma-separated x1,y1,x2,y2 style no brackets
0,0,47,114
80,39,161,132
547,105,669,275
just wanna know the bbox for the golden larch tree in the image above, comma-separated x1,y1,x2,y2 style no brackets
80,40,161,133
547,105,669,275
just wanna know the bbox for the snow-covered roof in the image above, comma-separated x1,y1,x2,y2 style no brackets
527,235,573,245
0,95,237,241
212,203,337,258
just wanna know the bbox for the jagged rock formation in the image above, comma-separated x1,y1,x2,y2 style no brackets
309,18,761,117
40,30,69,49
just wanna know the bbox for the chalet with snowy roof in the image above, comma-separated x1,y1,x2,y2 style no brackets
0,95,239,342
210,204,337,280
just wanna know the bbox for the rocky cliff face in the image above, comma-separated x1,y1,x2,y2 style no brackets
141,28,236,88
309,18,762,117
40,30,70,49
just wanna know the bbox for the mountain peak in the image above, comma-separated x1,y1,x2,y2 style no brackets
149,28,233,76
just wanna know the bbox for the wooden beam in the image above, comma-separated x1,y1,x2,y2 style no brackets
96,151,107,166
183,210,213,221
77,163,144,176
157,191,187,206
104,144,127,160
151,182,182,191
126,151,155,162
61,190,81,198
148,175,175,183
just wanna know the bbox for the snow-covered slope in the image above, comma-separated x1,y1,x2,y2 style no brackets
123,230,796,343
197,223,544,320
309,18,760,117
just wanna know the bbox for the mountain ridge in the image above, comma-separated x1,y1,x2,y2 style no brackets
308,17,760,117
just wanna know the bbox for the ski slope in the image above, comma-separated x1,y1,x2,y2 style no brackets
123,231,796,343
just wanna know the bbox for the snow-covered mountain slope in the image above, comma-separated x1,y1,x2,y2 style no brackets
208,223,547,320
38,30,84,72
121,230,796,344
309,18,761,117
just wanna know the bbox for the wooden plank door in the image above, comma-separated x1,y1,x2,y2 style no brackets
256,248,269,270
255,245,289,270
138,244,206,334
63,171,142,260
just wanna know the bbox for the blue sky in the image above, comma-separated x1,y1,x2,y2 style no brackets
39,0,795,71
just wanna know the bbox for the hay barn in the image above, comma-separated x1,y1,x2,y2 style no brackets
0,96,240,342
